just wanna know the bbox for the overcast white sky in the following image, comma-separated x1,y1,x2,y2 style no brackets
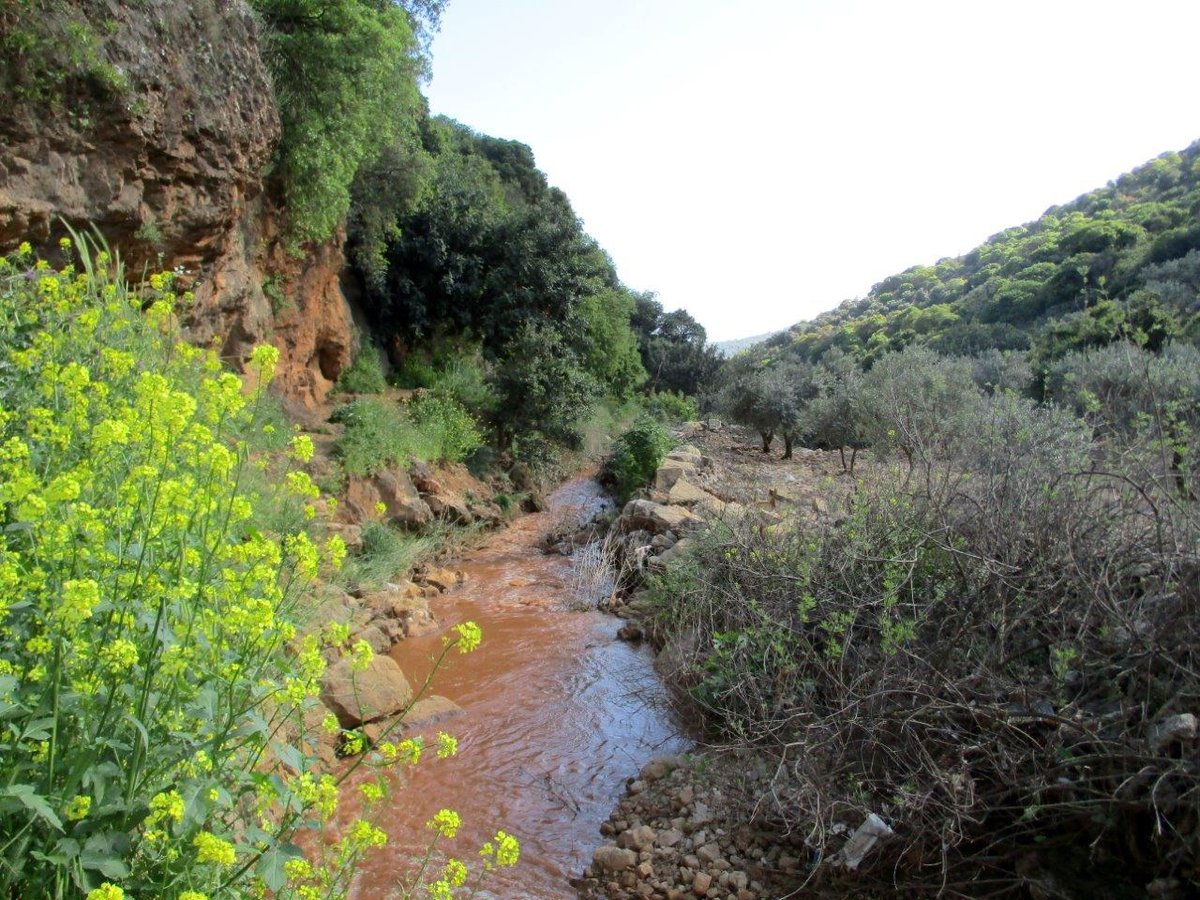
424,0,1200,341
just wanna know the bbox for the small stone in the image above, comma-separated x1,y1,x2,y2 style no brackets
641,756,683,782
692,871,713,896
628,780,647,795
619,825,657,852
618,622,644,642
1149,713,1198,752
696,843,722,865
658,828,685,848
593,845,638,873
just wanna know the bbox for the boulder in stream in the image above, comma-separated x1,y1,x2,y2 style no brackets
321,656,414,728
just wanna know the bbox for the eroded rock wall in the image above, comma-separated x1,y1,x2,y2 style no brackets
0,0,356,410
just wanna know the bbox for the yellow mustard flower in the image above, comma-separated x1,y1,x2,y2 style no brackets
427,808,461,839
65,794,92,821
436,731,458,759
193,831,236,866
454,621,482,654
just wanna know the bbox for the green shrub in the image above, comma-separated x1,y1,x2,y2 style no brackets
426,350,498,418
333,393,482,474
647,389,699,424
579,396,642,460
336,343,388,394
339,521,435,591
251,0,425,245
331,397,416,476
604,414,672,503
408,393,483,464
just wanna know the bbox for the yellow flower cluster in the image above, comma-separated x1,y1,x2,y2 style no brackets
480,830,521,869
453,620,482,654
428,808,462,839
86,885,124,900
193,831,236,867
0,241,352,895
436,731,458,759
1,239,523,900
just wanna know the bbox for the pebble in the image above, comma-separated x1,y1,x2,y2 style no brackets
577,753,804,899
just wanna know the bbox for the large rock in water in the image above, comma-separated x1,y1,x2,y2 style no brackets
321,656,413,728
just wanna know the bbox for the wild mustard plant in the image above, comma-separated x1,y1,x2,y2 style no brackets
0,236,517,898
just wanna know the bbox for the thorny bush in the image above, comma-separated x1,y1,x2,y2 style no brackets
644,383,1200,895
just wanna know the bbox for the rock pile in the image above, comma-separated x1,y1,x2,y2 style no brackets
291,564,468,761
576,755,806,899
339,462,504,533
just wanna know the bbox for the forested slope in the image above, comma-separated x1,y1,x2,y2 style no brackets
771,141,1200,369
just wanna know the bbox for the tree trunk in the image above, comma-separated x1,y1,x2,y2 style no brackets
760,430,774,453
782,435,793,459
849,446,858,475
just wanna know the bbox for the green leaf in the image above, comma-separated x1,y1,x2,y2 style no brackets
256,842,304,892
4,784,64,831
81,832,130,881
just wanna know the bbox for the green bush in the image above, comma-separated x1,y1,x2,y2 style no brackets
647,389,699,424
426,350,498,419
251,0,425,245
604,415,672,503
339,521,435,592
331,397,416,476
332,392,482,475
335,343,388,394
407,393,483,464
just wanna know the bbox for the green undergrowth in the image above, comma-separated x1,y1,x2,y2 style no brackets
0,235,515,898
645,371,1200,892
601,414,673,504
331,393,482,477
339,521,438,593
334,343,388,395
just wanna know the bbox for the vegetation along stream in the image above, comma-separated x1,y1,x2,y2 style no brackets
347,478,689,899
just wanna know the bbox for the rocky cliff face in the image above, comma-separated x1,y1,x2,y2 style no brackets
0,0,355,409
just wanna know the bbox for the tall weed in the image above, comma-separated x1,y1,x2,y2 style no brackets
0,237,514,898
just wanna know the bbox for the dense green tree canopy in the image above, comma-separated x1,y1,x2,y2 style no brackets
762,141,1200,371
251,0,429,245
354,116,650,400
631,293,722,396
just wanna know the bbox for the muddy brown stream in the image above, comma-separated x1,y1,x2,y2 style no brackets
347,477,689,898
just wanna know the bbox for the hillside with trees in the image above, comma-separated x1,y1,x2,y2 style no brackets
631,140,1200,895
764,141,1200,375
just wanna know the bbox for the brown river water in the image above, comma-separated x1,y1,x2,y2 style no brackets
346,477,690,899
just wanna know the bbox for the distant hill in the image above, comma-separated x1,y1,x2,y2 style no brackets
764,140,1200,366
714,331,779,357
